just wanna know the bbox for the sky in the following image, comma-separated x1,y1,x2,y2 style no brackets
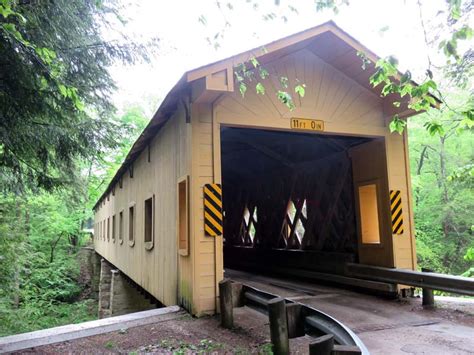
110,0,449,116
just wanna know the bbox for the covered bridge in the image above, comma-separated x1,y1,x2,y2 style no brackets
93,21,425,315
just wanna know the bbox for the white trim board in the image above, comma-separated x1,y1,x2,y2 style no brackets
0,306,183,354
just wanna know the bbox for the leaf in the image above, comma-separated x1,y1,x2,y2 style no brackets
464,248,474,262
258,67,269,80
423,121,445,137
279,76,289,89
288,5,298,13
250,56,259,69
400,84,413,98
239,82,247,97
2,23,28,45
357,51,371,70
0,5,14,18
255,82,265,95
389,115,406,134
295,84,305,98
424,80,437,91
276,90,295,110
39,76,48,90
381,83,397,96
378,25,390,36
369,69,387,87
58,84,68,97
198,15,207,25
400,71,411,85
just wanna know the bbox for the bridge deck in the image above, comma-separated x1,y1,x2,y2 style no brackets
226,269,474,354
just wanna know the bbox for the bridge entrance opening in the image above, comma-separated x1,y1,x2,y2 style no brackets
220,126,393,282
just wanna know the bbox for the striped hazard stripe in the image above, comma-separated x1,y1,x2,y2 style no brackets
390,190,404,235
204,183,223,237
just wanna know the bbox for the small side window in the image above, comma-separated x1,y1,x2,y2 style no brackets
119,210,124,244
107,217,110,242
358,183,381,244
144,195,155,250
128,204,135,247
178,176,189,256
112,214,116,243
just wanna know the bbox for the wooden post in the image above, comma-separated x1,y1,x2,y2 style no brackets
309,334,334,355
286,303,304,338
268,297,289,355
421,268,434,307
231,282,244,307
219,279,233,328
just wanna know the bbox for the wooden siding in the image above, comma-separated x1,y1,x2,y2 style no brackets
189,103,222,315
94,102,191,307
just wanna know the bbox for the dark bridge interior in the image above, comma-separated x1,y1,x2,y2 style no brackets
221,127,372,276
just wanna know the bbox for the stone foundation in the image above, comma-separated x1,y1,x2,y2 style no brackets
78,246,101,300
98,258,156,318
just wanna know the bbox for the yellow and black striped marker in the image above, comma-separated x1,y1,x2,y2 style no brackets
390,190,403,235
204,183,223,237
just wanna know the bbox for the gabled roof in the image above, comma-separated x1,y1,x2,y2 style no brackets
93,20,439,210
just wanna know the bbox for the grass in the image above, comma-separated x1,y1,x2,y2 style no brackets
0,298,97,337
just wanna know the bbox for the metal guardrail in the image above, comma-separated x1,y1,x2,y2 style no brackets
346,263,474,297
219,280,369,354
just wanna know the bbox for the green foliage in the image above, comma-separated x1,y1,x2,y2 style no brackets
256,82,266,95
465,248,474,262
0,0,157,193
389,115,407,134
314,0,350,14
355,1,473,136
0,299,96,337
409,103,474,276
233,60,304,111
259,343,274,354
153,338,223,354
295,84,306,98
104,341,115,349
0,191,97,336
0,103,148,336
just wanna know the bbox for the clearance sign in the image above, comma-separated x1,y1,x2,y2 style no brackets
290,118,324,132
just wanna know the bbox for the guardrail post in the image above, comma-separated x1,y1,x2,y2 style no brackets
309,334,334,355
286,303,304,338
268,297,289,355
231,282,244,307
219,279,234,328
421,268,435,307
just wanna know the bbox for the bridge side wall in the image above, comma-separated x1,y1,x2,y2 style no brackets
94,101,193,310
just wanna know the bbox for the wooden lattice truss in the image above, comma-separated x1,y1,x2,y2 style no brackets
223,153,357,254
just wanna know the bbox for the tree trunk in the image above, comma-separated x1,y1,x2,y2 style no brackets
415,145,429,206
50,234,63,263
438,136,451,237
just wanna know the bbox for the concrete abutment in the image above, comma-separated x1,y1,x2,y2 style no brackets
98,258,157,319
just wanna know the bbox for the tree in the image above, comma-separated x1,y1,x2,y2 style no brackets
409,92,473,275
0,103,149,336
0,0,158,193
